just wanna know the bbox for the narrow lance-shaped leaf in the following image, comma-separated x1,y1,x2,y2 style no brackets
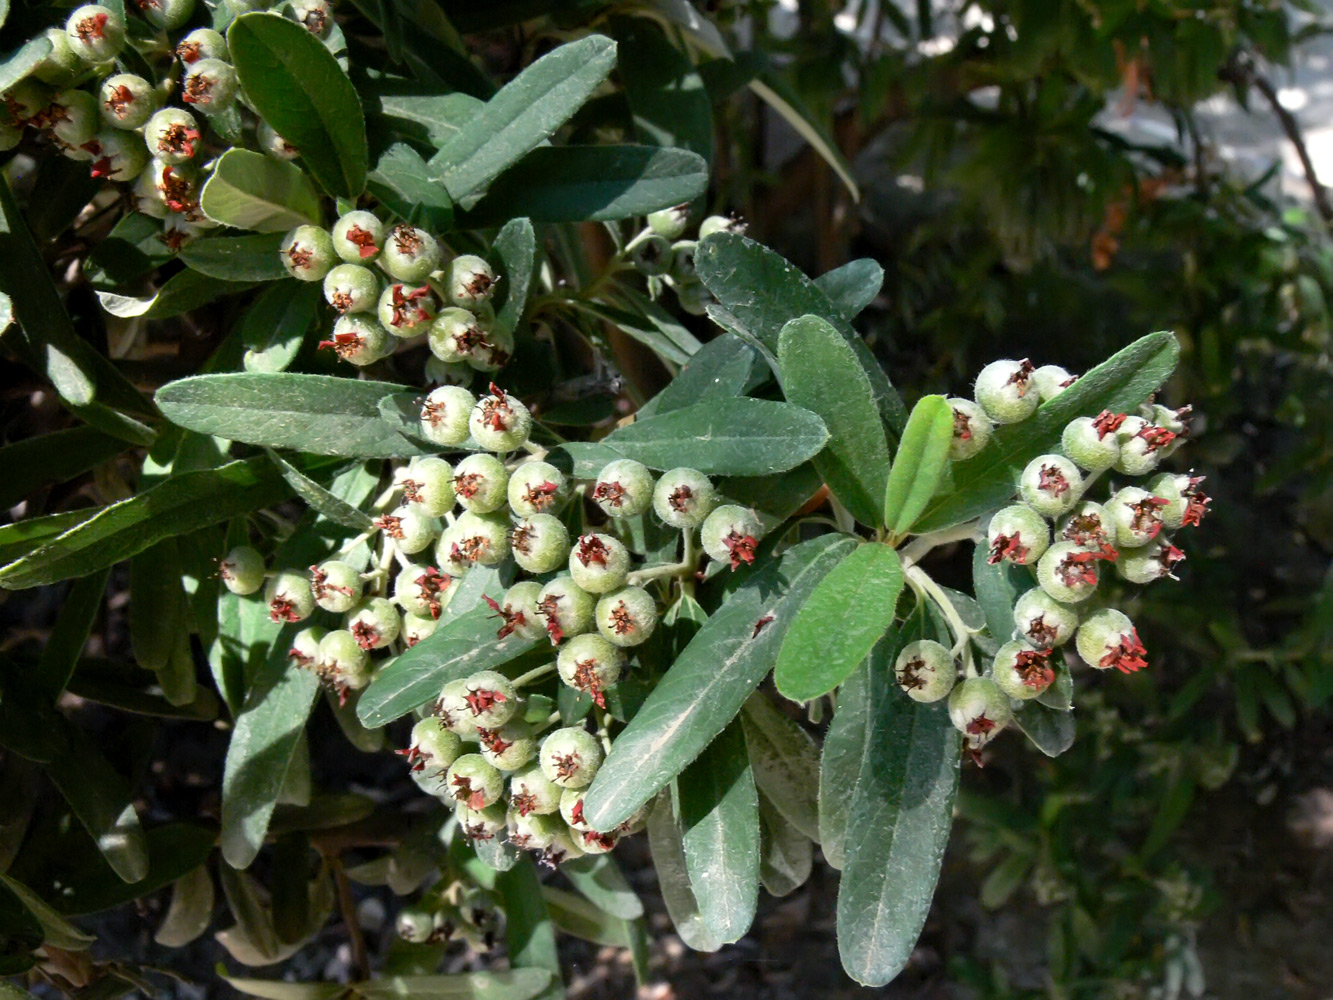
646,791,722,953
882,394,954,537
774,542,903,702
739,693,822,842
612,15,713,160
581,534,856,831
490,217,535,336
757,793,813,897
265,451,374,532
817,658,872,871
496,858,564,1000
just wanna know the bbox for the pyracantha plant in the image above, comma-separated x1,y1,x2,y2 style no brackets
0,0,1202,994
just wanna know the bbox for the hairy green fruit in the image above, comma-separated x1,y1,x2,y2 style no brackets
511,514,571,575
557,633,625,705
700,504,762,570
219,545,265,595
591,459,654,518
652,467,718,529
310,559,363,613
1012,587,1079,648
947,677,1012,747
974,358,1039,424
539,727,603,789
1075,608,1147,672
595,586,658,648
1019,454,1084,518
894,639,956,703
452,453,509,514
991,640,1056,699
419,385,475,447
569,533,631,594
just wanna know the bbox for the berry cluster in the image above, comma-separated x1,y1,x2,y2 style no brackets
396,881,501,950
0,1,333,250
625,206,744,315
895,358,1210,757
278,218,511,375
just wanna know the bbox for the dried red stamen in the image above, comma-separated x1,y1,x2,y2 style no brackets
1157,543,1186,576
103,85,135,119
668,485,693,513
157,123,200,160
1055,550,1099,587
582,830,616,851
607,601,634,637
572,659,606,707
1063,513,1107,547
75,13,109,40
1024,615,1060,647
570,799,586,826
453,472,482,499
182,73,215,105
1007,359,1035,396
391,224,422,254
987,532,1029,565
345,225,378,258
308,564,353,602
351,620,379,650
269,596,301,622
374,514,404,538
289,645,315,667
511,791,538,817
450,775,486,810
1092,410,1126,438
723,530,757,570
523,480,559,511
511,524,534,555
591,480,626,508
952,407,973,441
898,657,927,690
551,752,581,781
1014,648,1055,689
482,593,525,640
287,243,313,269
465,686,506,716
159,166,198,214
158,227,189,253
966,714,997,736
387,284,432,328
177,40,202,62
536,594,565,644
1100,628,1149,673
1037,464,1070,497
317,331,365,359
1182,491,1211,527
1137,425,1177,452
575,535,610,567
478,727,513,756
1129,497,1168,538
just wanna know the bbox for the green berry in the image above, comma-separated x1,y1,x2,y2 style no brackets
1012,587,1079,648
382,224,441,283
534,577,594,644
985,504,1049,566
177,28,227,64
508,810,562,851
507,461,568,517
894,639,956,703
424,356,473,387
347,596,401,650
456,801,508,841
266,570,315,623
66,6,126,63
509,763,563,817
991,640,1055,700
445,754,504,810
377,283,437,337
1019,454,1083,518
560,787,592,831
947,398,993,461
974,358,1039,424
595,586,658,648
402,611,440,647
1061,413,1122,471
452,453,509,513
557,633,625,705
1105,486,1168,549
1114,418,1172,476
460,670,519,729
138,0,196,30
291,0,333,36
489,581,546,642
428,307,484,364
652,467,718,529
463,324,514,373
445,254,497,307
33,29,82,87
946,677,1011,746
331,210,384,263
676,280,711,316
219,545,265,595
375,506,439,556
539,727,603,789
394,564,454,620
568,533,630,594
511,514,571,575
700,504,762,570
591,459,654,518
98,73,156,130
288,626,325,668
630,234,672,276
1115,538,1185,584
310,559,363,613
419,385,475,447
409,717,464,778
3,80,50,126
648,204,690,240
668,240,698,284
397,457,455,517
50,90,101,152
1056,500,1114,553
86,130,148,181
699,214,744,238
478,719,537,771
317,628,371,690
1036,541,1100,603
144,107,201,165
182,59,238,115
323,262,380,313
1031,365,1076,401
435,678,480,739
1147,473,1207,530
1075,608,1148,673
469,385,532,452
439,511,510,573
321,314,390,366
396,905,438,944
257,119,299,160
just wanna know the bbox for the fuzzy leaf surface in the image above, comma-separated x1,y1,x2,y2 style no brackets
882,394,954,536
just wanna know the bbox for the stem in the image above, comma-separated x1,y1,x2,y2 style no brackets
331,859,370,981
627,528,698,587
905,563,977,672
512,662,556,688
899,519,980,568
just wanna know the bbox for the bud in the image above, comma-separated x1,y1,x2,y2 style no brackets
1115,538,1185,584
347,596,401,651
459,670,519,729
894,639,956,702
595,586,659,648
1062,411,1125,471
288,626,325,668
669,241,699,284
974,359,1039,424
508,810,561,851
1147,472,1210,530
266,570,315,623
322,262,380,314
320,314,390,366
445,754,504,810
648,204,690,240
377,283,437,337
630,234,672,276
394,559,454,617
316,629,371,697
509,763,563,817
477,719,537,772
438,511,510,574
83,130,148,181
1105,486,1168,549
375,505,439,556
332,210,384,263
1031,365,1076,401
397,457,456,518
401,611,440,647
406,717,464,780
445,254,498,307
144,107,201,166
456,801,508,841
182,59,238,115
65,5,126,63
699,214,745,238
569,533,631,594
534,577,595,644
49,90,101,152
486,581,546,642
382,224,442,283
176,28,226,65
98,73,156,130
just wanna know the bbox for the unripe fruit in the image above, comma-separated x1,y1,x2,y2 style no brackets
630,234,672,276
991,640,1055,699
323,263,379,314
66,6,126,63
331,210,383,263
542,825,587,865
469,385,532,452
438,511,510,574
395,563,454,619
668,240,698,284
98,74,156,130
460,670,519,729
507,461,568,517
402,611,440,647
509,763,563,817
947,677,1012,746
557,633,625,706
652,468,718,529
33,29,82,87
508,810,562,851
407,717,464,779
539,727,603,789
445,254,497,307
419,385,475,447
510,514,571,575
1147,472,1209,530
487,581,546,642
1056,500,1115,555
139,159,200,218
176,28,226,64
947,398,993,461
591,459,654,518
535,577,595,644
85,130,148,181
317,628,371,692
219,545,265,595
1105,486,1168,549
1115,538,1185,584
321,314,390,366
1036,541,1101,603
699,214,744,238
985,504,1049,566
279,225,336,282
452,453,509,513
1114,420,1173,476
48,90,99,151
398,457,456,517
382,224,441,283
700,504,762,570
560,787,592,831
478,718,537,771
435,678,480,739
182,59,238,115
648,204,690,240
138,0,196,30
456,801,508,841
377,283,436,337
291,0,333,36
1061,412,1122,471
375,506,438,556
397,905,438,944
310,559,363,613
568,533,631,594
1019,454,1083,518
894,639,956,702
347,597,401,650
424,356,473,387
287,626,326,668
266,570,315,623
258,119,299,160
3,80,50,126
144,107,201,165
596,586,658,648
1075,608,1147,672
974,359,1039,424
462,324,514,373
445,754,504,810
1031,365,1076,401
428,307,486,364
1012,587,1079,648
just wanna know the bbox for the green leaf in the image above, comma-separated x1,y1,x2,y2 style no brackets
1013,702,1076,757
749,68,858,200
266,451,375,531
228,13,368,197
221,977,344,1000
0,457,292,590
0,512,95,572
882,394,954,537
639,332,755,418
153,866,215,947
495,858,563,1000
129,538,187,672
739,693,822,842
757,793,812,897
581,533,855,831
777,314,891,526
818,655,871,870
199,149,323,232
559,856,643,921
97,269,256,320
366,143,454,233
774,542,902,702
366,87,483,148
0,35,52,95
353,970,556,1000
0,874,95,950
178,233,288,281
813,259,883,321
695,233,906,436
35,568,109,702
156,374,437,458
542,886,642,955
612,16,713,160
429,34,618,206
645,792,721,953
66,662,220,721
0,428,125,511
836,632,961,987
460,145,707,227
913,332,1180,532
677,721,758,943
489,217,535,337
569,297,696,368
241,280,322,374
357,604,538,727
971,539,1026,647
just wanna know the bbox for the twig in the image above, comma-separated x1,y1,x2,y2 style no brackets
331,859,371,981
